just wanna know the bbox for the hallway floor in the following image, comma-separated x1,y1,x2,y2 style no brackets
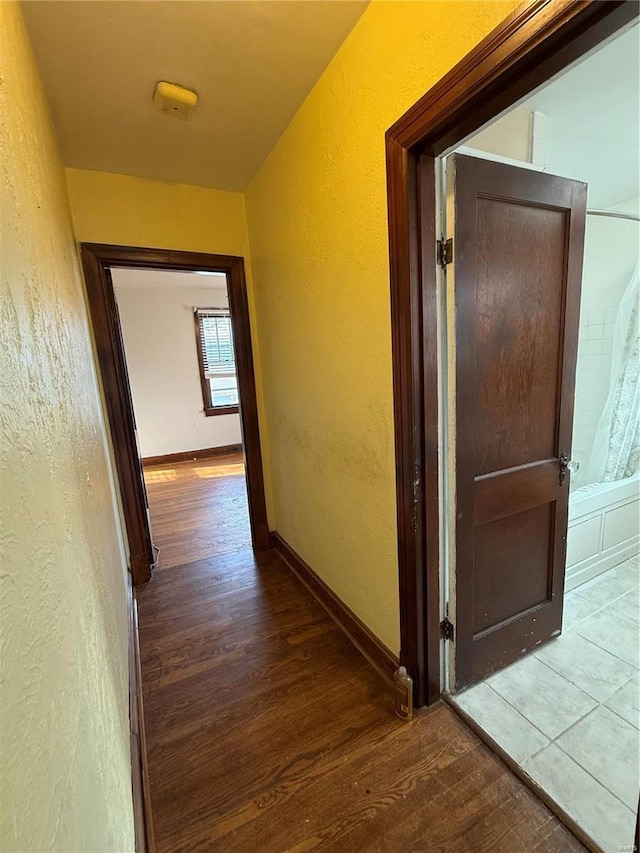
144,452,251,569
137,456,585,852
455,558,640,852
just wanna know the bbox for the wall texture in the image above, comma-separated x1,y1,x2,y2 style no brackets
65,167,273,517
245,0,518,653
65,167,249,257
0,4,135,851
113,272,242,457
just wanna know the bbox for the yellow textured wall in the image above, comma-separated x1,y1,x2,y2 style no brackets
0,5,135,851
66,168,249,257
245,0,518,653
65,167,273,518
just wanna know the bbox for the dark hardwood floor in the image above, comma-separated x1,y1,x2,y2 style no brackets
137,457,584,852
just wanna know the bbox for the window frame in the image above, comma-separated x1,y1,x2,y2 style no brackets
194,309,239,416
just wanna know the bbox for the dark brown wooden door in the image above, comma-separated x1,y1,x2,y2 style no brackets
450,154,587,691
105,268,156,576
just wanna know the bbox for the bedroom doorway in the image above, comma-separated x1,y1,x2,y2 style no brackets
80,244,270,586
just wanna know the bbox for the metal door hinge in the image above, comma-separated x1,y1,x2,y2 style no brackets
440,618,454,641
437,237,453,268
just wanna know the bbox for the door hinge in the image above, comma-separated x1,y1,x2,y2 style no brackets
440,617,455,641
437,237,453,269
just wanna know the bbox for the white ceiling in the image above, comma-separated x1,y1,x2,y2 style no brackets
23,0,368,192
111,268,228,291
480,22,640,209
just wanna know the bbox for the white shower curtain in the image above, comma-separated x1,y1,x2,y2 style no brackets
587,260,640,483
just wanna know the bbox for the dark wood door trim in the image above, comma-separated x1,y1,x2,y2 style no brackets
386,0,637,706
80,243,271,586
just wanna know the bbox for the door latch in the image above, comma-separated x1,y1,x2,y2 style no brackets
559,453,580,486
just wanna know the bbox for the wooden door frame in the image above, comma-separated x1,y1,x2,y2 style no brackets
386,0,638,707
81,243,271,586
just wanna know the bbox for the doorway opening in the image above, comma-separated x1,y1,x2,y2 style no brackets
80,244,270,587
441,20,639,850
386,2,639,850
110,266,252,570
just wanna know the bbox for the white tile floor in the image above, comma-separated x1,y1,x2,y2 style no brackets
454,555,640,853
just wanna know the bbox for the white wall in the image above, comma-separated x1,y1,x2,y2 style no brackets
112,269,242,458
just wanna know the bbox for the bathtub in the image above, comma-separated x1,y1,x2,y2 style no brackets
566,472,640,591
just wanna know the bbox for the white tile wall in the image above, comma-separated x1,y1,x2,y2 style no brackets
572,309,615,488
571,205,640,490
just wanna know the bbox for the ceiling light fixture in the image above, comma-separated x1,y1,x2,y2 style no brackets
153,81,198,120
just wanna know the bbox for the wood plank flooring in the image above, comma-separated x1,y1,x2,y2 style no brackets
144,453,250,569
137,457,585,852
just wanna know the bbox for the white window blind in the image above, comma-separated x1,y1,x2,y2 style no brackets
196,310,235,377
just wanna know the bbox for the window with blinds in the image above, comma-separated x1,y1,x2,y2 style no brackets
194,309,239,414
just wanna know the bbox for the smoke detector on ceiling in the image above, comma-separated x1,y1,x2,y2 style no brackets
153,81,198,120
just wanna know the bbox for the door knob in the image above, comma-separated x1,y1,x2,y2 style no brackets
559,453,580,485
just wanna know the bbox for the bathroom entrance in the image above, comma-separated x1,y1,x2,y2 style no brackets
386,4,639,847
440,22,639,850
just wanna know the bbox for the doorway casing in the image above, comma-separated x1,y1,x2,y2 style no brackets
80,243,270,586
386,0,638,708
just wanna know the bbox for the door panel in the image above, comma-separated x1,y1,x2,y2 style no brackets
473,503,554,634
475,199,567,474
451,154,586,691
